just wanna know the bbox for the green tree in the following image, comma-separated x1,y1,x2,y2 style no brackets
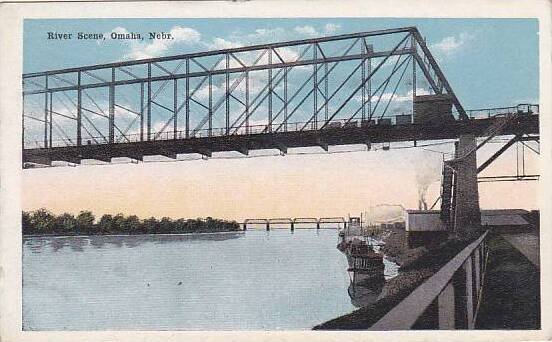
76,211,95,233
55,213,77,234
22,209,240,236
123,215,142,234
97,214,114,234
22,211,32,235
173,218,187,233
111,214,126,233
159,217,173,233
143,217,159,234
29,208,55,234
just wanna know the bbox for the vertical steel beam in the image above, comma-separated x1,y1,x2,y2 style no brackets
367,54,372,119
225,53,230,135
412,34,417,99
284,67,288,132
77,72,82,146
313,44,318,130
109,67,115,143
362,40,366,121
324,61,329,123
208,74,212,137
521,143,525,176
140,82,144,141
245,71,249,134
516,141,520,177
173,78,178,138
22,91,25,148
49,92,53,147
147,63,152,141
185,59,190,139
268,48,273,132
44,76,48,148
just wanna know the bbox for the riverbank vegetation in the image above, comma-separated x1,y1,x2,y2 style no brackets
22,209,241,236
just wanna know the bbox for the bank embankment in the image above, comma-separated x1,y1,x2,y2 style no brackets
314,236,474,330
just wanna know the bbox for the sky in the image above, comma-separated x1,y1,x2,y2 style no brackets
21,18,540,220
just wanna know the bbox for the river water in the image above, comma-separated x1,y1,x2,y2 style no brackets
23,229,398,330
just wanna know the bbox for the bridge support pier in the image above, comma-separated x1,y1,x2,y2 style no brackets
290,222,294,231
452,134,481,238
266,222,270,231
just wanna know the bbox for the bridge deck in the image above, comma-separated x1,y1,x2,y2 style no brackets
23,114,539,166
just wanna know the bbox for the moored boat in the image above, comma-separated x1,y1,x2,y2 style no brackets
338,217,385,286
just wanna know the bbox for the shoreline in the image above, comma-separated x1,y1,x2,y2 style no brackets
23,230,245,239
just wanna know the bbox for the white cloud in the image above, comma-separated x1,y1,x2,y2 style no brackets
192,84,222,101
171,26,201,43
294,25,318,37
324,23,341,35
430,32,474,56
293,23,341,37
353,88,431,105
208,37,243,50
111,23,341,63
234,28,288,43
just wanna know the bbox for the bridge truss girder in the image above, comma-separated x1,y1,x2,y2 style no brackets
23,27,467,154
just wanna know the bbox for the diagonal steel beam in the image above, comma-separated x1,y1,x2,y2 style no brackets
272,39,362,132
411,53,440,93
320,33,412,129
477,135,520,173
410,29,467,119
376,56,412,120
345,53,411,123
192,50,270,135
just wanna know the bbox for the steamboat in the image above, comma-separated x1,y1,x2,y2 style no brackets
337,217,385,286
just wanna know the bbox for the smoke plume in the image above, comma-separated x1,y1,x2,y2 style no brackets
413,152,442,210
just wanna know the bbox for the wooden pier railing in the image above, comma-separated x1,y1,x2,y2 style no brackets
369,230,489,330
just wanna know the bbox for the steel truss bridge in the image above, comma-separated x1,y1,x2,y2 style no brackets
22,27,539,167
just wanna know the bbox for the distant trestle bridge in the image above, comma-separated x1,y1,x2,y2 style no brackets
21,26,539,167
242,217,348,230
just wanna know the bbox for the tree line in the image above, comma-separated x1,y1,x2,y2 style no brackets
22,209,241,236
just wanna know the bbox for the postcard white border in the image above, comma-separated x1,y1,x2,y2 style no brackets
1,1,551,341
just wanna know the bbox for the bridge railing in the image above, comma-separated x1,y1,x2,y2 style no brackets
24,115,405,148
466,104,539,120
23,105,539,149
369,230,489,330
